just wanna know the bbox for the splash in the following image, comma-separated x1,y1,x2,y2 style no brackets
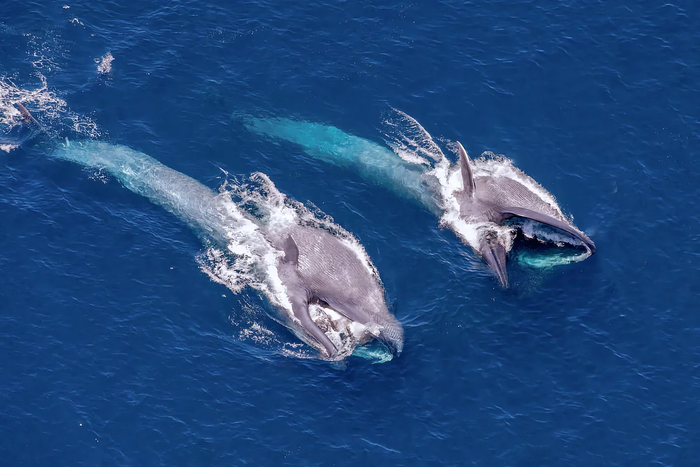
381,108,444,165
1,30,100,144
97,52,114,75
0,74,100,149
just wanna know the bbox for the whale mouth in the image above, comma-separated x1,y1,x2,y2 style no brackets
308,304,394,363
507,219,593,268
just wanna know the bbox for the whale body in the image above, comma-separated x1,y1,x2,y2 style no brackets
50,140,403,360
241,116,439,211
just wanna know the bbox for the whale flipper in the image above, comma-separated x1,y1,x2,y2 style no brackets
320,297,370,325
457,142,476,197
281,235,338,357
289,293,337,357
498,206,596,254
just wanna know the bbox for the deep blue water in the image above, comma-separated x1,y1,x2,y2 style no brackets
2,0,699,465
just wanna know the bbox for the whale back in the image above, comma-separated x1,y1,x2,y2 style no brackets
474,175,565,222
272,225,403,353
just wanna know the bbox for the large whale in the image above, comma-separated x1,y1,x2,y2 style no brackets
453,142,595,287
53,140,403,359
241,112,596,287
11,104,402,360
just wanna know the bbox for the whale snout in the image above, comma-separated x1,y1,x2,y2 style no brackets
377,317,404,356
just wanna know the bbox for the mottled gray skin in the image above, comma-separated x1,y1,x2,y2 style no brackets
455,142,596,287
271,225,403,358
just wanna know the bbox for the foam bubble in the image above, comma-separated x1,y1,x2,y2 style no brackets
0,143,19,153
382,108,445,165
97,52,114,75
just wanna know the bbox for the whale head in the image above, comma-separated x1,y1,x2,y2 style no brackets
454,142,596,288
276,229,403,361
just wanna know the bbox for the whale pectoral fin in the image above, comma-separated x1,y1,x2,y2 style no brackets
320,297,370,325
290,294,337,358
499,206,596,254
457,141,476,197
282,235,299,265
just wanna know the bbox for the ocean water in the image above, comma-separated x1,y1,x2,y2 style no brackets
1,0,699,465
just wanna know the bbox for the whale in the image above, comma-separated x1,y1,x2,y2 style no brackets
453,142,595,287
50,140,403,360
241,112,596,287
240,115,438,211
10,105,402,360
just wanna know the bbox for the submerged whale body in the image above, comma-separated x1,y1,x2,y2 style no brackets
241,115,439,210
241,112,596,287
49,139,403,361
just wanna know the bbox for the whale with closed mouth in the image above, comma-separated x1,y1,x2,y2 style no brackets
8,103,402,361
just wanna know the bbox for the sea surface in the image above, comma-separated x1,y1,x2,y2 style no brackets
1,0,699,465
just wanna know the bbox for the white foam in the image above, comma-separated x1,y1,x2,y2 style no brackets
0,74,100,141
97,52,114,75
382,108,445,165
1,143,19,153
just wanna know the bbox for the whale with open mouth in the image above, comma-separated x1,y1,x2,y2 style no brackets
452,142,595,287
240,109,596,287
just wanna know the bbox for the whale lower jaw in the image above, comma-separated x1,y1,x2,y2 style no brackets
307,304,391,362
